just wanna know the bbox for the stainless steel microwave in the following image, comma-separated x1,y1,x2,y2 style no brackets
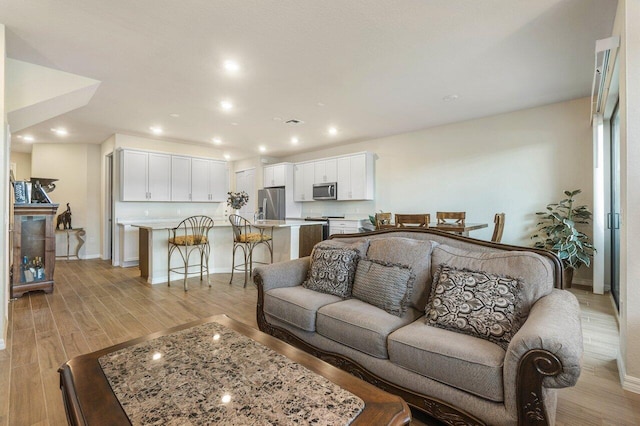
313,182,337,200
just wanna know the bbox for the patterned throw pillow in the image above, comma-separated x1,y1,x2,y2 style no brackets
352,259,415,317
302,247,360,298
425,264,523,349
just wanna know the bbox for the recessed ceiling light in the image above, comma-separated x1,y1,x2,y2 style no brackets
220,101,233,111
223,154,231,160
291,137,299,145
212,137,222,145
169,113,180,118
23,135,35,142
328,127,338,136
223,60,240,73
442,94,459,102
149,126,163,135
50,128,68,136
259,146,266,153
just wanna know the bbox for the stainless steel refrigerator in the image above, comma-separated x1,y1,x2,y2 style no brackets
258,187,286,220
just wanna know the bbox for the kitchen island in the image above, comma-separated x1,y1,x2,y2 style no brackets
120,218,324,284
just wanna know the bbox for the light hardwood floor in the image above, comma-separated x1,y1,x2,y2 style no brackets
1,259,639,426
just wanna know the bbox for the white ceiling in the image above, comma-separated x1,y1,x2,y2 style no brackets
3,0,617,158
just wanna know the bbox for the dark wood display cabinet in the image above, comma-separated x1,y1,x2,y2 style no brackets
11,203,59,298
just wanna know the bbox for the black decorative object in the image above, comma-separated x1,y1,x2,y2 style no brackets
57,203,72,230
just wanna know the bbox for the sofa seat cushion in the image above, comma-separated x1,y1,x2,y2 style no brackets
264,286,342,332
316,299,423,359
388,320,506,402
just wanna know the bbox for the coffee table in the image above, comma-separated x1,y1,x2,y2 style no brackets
59,315,410,425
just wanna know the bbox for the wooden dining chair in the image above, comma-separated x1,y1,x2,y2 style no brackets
374,212,393,230
491,213,505,243
436,211,466,225
395,214,430,228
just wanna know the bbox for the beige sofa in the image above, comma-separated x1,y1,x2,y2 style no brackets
254,229,582,426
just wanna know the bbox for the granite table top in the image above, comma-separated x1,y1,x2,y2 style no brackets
98,321,365,425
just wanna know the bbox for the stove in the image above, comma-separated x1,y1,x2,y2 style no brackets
304,216,345,240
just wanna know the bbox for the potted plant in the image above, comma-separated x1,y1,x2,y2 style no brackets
531,189,595,287
227,191,249,213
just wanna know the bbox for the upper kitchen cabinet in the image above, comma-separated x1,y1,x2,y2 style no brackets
336,152,374,200
293,162,315,202
171,155,192,202
191,158,229,202
314,158,337,184
263,163,293,188
120,150,171,201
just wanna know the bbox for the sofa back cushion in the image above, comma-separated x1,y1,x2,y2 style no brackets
431,245,555,315
366,237,436,311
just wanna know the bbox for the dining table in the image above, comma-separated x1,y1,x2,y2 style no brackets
379,222,488,236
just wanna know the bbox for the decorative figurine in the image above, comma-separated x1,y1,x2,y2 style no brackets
56,203,72,230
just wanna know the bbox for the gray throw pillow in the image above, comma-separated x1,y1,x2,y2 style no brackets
302,247,360,298
352,258,415,317
425,264,523,349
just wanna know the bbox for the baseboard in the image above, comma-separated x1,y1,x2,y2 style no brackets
80,254,102,260
617,354,640,394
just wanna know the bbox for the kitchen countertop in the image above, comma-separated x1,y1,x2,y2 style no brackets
123,218,326,230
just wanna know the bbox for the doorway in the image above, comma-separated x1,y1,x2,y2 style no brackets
105,154,114,261
235,168,255,220
608,102,620,309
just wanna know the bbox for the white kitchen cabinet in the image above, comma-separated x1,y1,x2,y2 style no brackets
263,164,288,187
293,162,315,202
171,155,192,201
120,150,171,201
329,219,366,235
314,158,337,184
192,158,229,202
336,153,374,200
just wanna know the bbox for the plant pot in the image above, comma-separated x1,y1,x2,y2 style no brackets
563,266,574,289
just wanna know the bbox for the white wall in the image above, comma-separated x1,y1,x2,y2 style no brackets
612,0,640,393
10,151,31,180
31,144,102,258
284,97,593,251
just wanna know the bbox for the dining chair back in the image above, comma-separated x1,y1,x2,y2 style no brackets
229,214,274,287
374,212,393,230
167,215,214,291
436,211,466,225
491,213,506,243
395,214,430,228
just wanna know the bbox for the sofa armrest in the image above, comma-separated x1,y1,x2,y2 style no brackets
503,289,583,419
253,257,310,292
